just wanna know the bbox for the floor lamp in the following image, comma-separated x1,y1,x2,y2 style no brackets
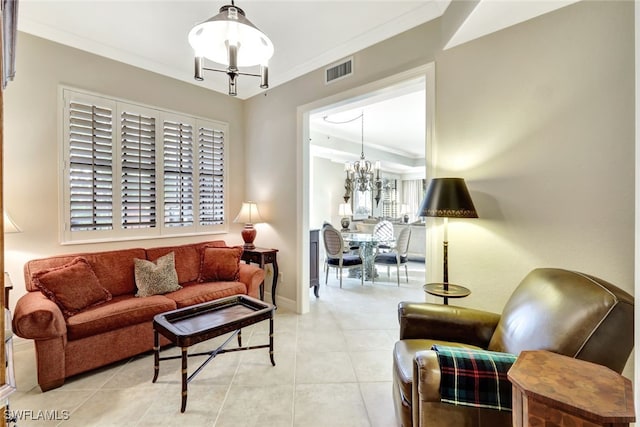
418,178,478,303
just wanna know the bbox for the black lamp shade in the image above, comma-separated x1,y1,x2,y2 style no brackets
418,178,478,218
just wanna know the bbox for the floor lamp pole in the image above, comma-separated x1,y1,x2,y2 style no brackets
443,217,449,304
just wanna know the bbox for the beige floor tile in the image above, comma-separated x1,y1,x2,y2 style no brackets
233,350,294,386
295,351,356,384
215,384,294,427
293,383,370,427
359,382,397,427
343,330,396,352
350,350,393,382
296,329,347,353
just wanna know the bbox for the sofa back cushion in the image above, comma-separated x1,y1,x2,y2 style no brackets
25,248,146,297
146,240,227,284
488,268,634,373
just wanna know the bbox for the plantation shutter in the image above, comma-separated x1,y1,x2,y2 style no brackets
198,125,225,225
120,111,156,229
163,120,194,227
68,101,114,231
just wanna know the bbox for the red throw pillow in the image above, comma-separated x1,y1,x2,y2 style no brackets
32,257,112,318
198,246,243,282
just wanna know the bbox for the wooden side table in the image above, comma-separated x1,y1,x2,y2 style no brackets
423,282,470,305
508,350,635,427
241,247,279,307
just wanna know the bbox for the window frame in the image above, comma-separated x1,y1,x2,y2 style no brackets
60,86,229,244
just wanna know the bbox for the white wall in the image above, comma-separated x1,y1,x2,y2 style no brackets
3,33,247,310
310,156,346,229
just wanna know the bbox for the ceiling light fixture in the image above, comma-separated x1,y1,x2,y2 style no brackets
188,1,274,96
329,113,383,206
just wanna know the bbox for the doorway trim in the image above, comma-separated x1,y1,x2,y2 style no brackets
296,62,436,314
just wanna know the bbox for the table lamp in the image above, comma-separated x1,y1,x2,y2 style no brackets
418,178,477,289
233,201,264,249
338,203,353,231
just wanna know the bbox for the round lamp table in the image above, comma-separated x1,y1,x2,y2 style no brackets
423,282,471,305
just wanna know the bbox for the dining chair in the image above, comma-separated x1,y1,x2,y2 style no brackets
322,225,364,288
372,227,411,286
373,220,394,252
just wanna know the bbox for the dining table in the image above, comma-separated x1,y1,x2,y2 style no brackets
341,232,395,280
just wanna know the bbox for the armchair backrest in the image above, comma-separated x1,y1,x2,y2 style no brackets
487,268,634,373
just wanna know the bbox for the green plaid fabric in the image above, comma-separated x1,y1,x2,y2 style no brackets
432,345,517,411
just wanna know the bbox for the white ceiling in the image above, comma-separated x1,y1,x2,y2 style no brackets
18,0,450,99
17,0,579,172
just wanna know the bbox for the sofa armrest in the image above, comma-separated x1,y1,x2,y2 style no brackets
13,291,67,340
238,263,265,299
398,302,501,348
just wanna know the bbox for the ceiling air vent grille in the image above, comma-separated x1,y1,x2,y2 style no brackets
325,57,353,84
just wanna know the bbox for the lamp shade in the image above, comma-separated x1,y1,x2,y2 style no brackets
3,211,21,233
418,178,478,218
233,202,264,224
188,4,274,67
338,203,353,216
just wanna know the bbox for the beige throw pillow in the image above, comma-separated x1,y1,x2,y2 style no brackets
134,252,181,297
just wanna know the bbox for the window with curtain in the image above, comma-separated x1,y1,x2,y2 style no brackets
401,179,426,223
62,88,228,243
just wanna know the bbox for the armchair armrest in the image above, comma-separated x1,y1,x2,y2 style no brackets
398,302,501,348
238,263,265,299
12,291,67,340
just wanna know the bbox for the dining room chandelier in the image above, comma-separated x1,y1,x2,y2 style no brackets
336,113,383,206
188,0,274,96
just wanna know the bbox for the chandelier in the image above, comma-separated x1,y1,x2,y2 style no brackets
188,1,274,96
334,113,383,206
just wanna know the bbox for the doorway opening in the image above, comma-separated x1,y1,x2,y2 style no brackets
297,63,436,313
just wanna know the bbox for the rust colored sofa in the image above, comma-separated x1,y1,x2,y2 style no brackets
12,240,265,392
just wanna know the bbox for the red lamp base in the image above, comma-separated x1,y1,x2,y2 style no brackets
241,225,257,249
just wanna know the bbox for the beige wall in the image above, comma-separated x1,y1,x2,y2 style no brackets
3,33,247,309
433,0,634,311
245,0,634,312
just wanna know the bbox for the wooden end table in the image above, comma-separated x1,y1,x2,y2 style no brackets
423,282,470,305
241,247,279,307
508,350,635,426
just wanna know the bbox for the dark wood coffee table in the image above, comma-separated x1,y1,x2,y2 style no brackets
152,295,275,412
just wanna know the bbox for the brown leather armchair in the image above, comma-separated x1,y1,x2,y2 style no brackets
392,268,634,427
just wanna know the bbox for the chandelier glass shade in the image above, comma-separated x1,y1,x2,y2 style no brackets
188,1,274,96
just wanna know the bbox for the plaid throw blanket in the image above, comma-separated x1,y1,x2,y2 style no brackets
432,345,517,411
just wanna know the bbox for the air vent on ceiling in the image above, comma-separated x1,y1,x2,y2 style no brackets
325,57,353,84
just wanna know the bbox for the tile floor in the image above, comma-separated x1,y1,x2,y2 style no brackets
8,261,427,427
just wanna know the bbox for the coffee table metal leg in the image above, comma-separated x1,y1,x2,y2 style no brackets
152,330,159,383
181,347,188,413
269,316,275,366
237,329,242,347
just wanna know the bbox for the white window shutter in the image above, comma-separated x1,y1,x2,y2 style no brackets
198,125,225,226
68,101,114,231
120,111,156,229
163,120,194,227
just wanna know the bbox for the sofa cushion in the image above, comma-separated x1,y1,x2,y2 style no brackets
146,241,227,284
33,257,112,318
134,252,181,297
66,294,176,340
164,281,247,308
198,246,243,282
